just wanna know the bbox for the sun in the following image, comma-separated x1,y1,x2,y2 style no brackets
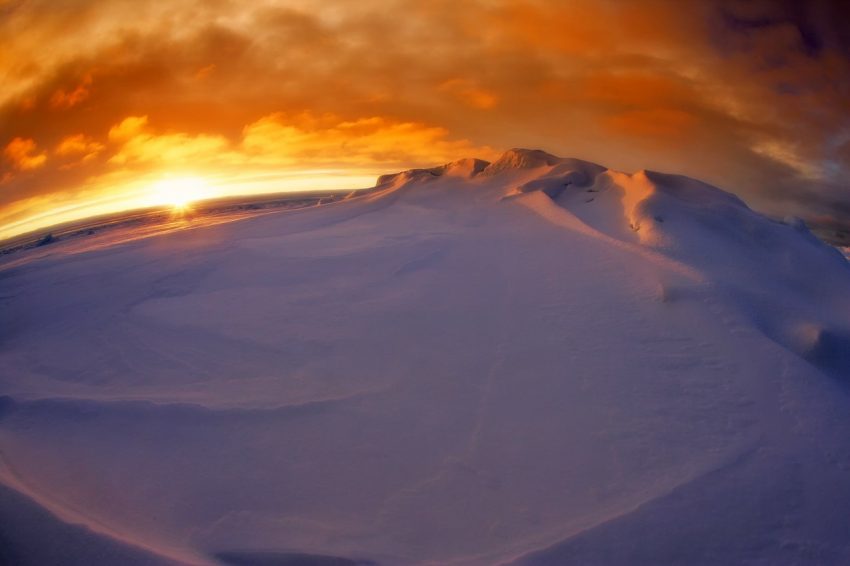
151,176,209,212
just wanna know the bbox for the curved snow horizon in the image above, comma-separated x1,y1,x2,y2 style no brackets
2,150,850,565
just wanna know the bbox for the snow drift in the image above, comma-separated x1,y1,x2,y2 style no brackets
1,149,850,565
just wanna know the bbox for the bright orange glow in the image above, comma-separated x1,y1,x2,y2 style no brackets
0,169,379,241
149,176,208,211
0,110,493,240
0,0,848,239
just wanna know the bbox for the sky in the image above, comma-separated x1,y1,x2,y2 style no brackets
1,0,849,240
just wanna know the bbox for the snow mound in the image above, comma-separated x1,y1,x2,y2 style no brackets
377,152,850,385
788,323,850,379
440,157,491,178
507,159,607,199
482,148,563,175
2,148,850,565
376,158,490,187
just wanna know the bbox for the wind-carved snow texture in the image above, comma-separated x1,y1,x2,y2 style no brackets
1,149,850,565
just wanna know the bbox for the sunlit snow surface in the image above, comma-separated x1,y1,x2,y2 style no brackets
2,150,850,565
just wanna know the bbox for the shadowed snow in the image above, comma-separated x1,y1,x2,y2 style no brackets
1,149,850,565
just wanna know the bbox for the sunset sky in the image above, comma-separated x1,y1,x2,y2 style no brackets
1,0,849,240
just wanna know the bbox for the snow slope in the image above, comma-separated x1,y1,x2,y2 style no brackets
1,149,850,565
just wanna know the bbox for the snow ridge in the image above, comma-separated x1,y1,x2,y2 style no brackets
2,147,850,565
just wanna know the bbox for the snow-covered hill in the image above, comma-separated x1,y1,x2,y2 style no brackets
1,149,849,565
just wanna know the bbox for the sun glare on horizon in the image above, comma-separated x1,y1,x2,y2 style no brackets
150,176,210,212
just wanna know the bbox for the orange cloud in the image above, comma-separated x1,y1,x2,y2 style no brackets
4,137,47,171
579,72,697,109
55,134,105,166
602,108,697,140
49,74,93,110
490,0,705,59
242,112,496,166
108,116,151,142
0,0,848,238
109,128,230,167
751,139,825,180
439,79,499,109
194,64,216,80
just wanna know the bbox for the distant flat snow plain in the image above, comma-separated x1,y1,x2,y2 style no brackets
2,150,850,565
